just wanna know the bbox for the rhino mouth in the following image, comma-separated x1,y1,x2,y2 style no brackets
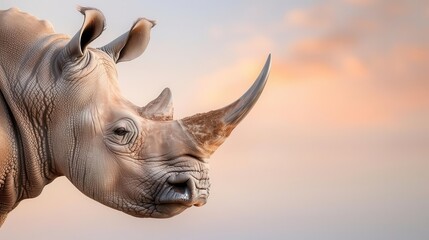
148,173,209,217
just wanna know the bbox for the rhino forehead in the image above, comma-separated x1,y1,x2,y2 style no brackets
63,49,118,82
60,50,126,105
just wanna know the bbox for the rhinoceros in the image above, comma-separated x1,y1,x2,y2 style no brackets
0,6,270,226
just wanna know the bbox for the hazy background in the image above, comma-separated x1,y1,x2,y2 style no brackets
1,0,428,239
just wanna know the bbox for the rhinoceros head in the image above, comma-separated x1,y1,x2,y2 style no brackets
51,7,270,218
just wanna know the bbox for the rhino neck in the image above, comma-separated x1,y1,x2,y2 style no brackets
0,87,58,217
0,89,21,216
0,32,67,208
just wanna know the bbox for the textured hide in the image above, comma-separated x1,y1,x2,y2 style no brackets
0,7,270,226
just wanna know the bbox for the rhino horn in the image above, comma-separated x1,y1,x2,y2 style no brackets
101,18,155,63
140,88,174,121
179,54,271,154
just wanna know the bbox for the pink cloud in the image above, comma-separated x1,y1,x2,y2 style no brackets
343,0,377,7
284,6,333,29
198,0,429,132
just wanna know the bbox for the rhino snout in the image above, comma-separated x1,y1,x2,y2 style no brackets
158,174,209,208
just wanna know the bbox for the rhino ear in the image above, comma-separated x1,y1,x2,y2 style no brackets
100,18,155,63
66,6,105,58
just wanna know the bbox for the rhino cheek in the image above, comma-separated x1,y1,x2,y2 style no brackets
71,148,116,196
79,149,154,213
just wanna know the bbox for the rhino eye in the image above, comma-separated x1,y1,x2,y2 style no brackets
114,127,129,136
105,118,138,148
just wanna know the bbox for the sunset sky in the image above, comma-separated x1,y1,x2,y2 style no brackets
1,0,428,239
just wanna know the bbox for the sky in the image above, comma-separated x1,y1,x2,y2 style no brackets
1,0,429,239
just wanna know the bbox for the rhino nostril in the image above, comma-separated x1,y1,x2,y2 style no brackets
170,180,189,195
167,175,192,196
164,175,208,207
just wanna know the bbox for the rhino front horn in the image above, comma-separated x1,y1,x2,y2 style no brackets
179,54,271,154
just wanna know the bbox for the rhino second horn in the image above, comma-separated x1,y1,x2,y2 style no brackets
179,54,271,154
140,88,174,121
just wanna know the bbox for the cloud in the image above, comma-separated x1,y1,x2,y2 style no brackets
343,0,377,7
196,0,429,132
284,6,333,29
233,36,273,57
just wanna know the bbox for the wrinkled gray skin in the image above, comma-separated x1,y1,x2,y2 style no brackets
0,7,270,226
